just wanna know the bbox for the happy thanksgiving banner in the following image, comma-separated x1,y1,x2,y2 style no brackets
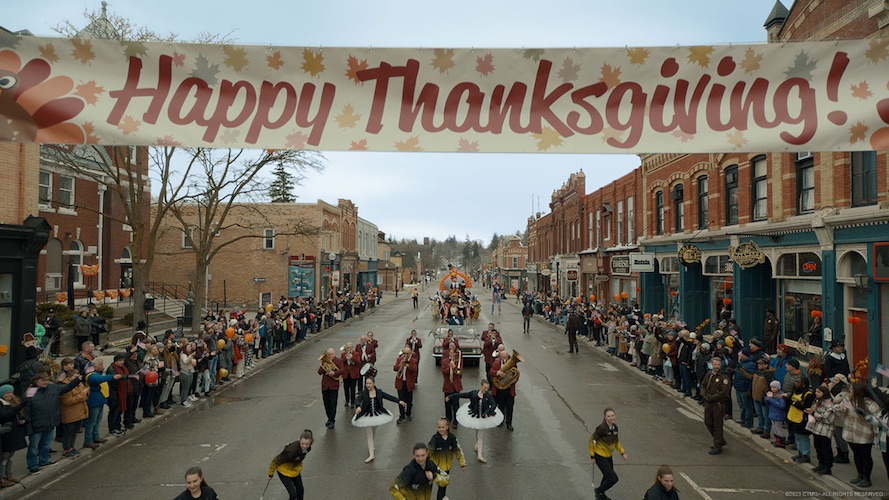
2,36,889,153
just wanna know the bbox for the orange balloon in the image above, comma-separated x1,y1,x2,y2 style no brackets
245,333,253,343
225,327,235,339
217,339,225,349
614,294,621,301
589,295,596,302
621,291,629,299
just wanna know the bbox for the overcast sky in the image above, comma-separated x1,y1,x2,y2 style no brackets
7,0,785,242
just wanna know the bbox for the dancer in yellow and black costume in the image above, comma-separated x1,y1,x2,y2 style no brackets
389,442,445,500
427,417,466,500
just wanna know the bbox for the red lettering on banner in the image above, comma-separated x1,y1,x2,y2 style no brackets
772,78,817,145
108,56,334,146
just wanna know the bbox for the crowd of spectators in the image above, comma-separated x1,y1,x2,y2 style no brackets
5,291,382,485
523,291,888,490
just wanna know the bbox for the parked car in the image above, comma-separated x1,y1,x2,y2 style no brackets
431,326,482,366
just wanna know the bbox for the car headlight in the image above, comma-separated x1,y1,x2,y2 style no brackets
473,348,481,354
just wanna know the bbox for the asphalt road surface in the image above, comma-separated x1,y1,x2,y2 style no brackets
10,293,826,500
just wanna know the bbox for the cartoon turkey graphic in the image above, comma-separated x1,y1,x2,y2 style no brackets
0,50,85,144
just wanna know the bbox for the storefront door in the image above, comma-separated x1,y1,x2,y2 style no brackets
850,310,868,368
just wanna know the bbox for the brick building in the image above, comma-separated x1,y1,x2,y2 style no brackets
152,199,384,309
35,146,150,303
527,0,889,370
492,236,528,295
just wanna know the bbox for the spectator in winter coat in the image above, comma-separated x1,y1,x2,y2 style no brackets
88,308,107,348
823,340,851,380
733,350,757,429
73,310,91,353
693,343,712,402
59,370,89,457
106,353,131,436
84,359,121,449
15,347,45,396
73,342,95,375
24,373,81,473
751,358,776,437
0,385,27,487
765,380,788,446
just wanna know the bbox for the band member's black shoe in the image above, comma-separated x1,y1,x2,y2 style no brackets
397,417,406,424
506,424,514,431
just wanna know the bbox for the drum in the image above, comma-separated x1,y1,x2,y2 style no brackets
360,363,377,378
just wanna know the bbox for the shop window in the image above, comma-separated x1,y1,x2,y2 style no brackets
617,201,623,245
655,191,664,235
263,228,275,250
778,254,797,276
776,252,822,278
752,156,768,221
704,255,732,275
697,176,709,229
782,279,822,344
797,157,815,214
851,151,877,207
725,166,739,225
660,256,680,274
512,257,518,267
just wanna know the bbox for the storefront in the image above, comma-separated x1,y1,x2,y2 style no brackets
579,250,599,299
608,255,637,305
659,256,680,318
774,250,823,352
703,253,734,323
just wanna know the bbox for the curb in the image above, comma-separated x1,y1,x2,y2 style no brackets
2,306,384,499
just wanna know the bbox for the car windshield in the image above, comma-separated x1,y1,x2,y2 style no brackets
435,328,477,340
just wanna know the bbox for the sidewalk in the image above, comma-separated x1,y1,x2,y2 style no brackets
521,301,889,495
0,298,390,498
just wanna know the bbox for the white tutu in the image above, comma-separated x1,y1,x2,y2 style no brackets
455,403,503,429
351,409,393,428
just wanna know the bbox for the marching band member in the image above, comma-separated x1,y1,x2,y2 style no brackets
481,324,502,384
406,330,423,384
352,376,406,463
389,443,444,500
341,342,361,409
446,379,502,463
318,348,345,429
442,343,463,428
490,347,517,431
367,331,379,350
441,329,460,351
427,417,466,500
394,346,418,424
357,334,377,386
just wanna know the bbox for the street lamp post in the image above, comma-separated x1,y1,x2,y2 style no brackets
395,266,399,297
385,262,389,292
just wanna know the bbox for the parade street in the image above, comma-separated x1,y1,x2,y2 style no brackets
12,295,821,500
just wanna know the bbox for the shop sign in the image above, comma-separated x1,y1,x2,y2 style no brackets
549,274,557,285
678,244,702,266
798,256,821,276
611,256,631,275
540,268,552,277
730,241,766,269
629,252,655,273
566,270,578,281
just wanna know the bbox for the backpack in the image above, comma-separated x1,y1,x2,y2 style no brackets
87,372,110,398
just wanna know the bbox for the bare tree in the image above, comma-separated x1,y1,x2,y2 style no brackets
168,148,324,331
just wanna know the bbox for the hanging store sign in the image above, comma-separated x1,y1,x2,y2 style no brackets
2,37,888,153
678,244,702,266
730,241,766,269
566,269,578,281
629,252,655,273
610,256,631,275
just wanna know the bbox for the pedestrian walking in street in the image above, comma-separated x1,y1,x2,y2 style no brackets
566,308,581,353
268,429,314,500
643,464,680,500
701,356,731,455
427,417,466,500
447,378,502,463
589,407,628,500
174,466,218,500
352,376,405,463
389,442,444,500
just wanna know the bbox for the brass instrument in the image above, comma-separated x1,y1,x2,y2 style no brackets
319,352,342,380
493,350,524,390
396,353,410,379
449,350,463,383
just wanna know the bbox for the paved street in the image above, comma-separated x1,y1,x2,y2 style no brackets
9,293,827,500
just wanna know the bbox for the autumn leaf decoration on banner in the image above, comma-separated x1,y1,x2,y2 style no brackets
38,43,58,62
302,49,325,76
457,138,479,152
687,46,713,67
75,81,104,105
599,63,621,90
222,45,248,72
267,51,284,70
71,39,94,64
431,49,455,74
476,53,494,76
335,104,361,129
865,38,889,63
850,82,872,100
346,55,368,83
849,121,868,144
395,136,422,151
533,127,563,151
740,48,763,73
626,47,649,66
558,57,580,82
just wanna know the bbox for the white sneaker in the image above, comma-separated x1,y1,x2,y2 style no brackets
189,395,198,402
181,401,191,407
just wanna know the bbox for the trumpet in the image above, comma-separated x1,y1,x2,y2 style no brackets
320,352,342,380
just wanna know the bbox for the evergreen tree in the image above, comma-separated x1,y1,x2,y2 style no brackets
268,162,296,202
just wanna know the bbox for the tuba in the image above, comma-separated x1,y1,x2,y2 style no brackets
494,350,524,390
320,352,342,380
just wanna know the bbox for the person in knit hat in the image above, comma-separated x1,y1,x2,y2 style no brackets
0,384,25,487
764,380,788,446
